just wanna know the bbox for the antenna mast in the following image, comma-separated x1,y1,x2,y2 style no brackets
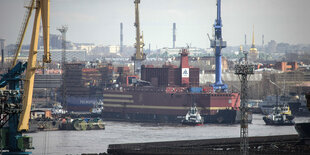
235,47,254,155
57,25,68,110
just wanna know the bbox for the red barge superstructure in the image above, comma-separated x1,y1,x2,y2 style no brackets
100,49,241,123
61,49,242,123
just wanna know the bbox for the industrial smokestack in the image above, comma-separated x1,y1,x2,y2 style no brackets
244,34,247,49
0,39,5,65
173,23,176,48
262,34,264,49
120,22,123,53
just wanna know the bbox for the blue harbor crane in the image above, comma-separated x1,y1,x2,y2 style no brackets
210,0,227,92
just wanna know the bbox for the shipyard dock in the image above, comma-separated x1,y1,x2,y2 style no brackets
107,135,310,155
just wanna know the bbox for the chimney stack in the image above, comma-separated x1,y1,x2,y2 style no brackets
0,39,5,65
173,23,176,48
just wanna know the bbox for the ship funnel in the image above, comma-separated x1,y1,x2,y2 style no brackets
180,48,189,86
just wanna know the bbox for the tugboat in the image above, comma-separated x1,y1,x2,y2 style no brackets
51,103,67,115
91,100,104,114
182,104,204,126
263,105,295,125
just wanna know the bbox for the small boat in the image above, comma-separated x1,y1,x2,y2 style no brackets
182,104,204,126
263,105,295,125
260,95,290,115
91,100,104,114
260,94,309,116
51,103,67,115
59,117,105,130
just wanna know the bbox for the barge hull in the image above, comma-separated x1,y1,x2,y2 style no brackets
101,88,241,123
102,109,237,123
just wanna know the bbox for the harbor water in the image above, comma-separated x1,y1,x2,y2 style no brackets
28,114,309,155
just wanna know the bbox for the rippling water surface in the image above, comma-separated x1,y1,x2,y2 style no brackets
28,114,309,155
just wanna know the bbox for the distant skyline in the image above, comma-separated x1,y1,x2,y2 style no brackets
0,0,309,49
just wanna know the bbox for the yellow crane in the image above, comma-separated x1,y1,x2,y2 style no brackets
18,0,51,131
11,0,35,69
131,0,146,76
0,0,50,153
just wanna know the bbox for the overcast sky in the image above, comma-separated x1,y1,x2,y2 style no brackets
0,0,309,49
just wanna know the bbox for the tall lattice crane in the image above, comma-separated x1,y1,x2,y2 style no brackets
0,0,51,154
131,0,146,77
235,46,254,155
210,0,227,92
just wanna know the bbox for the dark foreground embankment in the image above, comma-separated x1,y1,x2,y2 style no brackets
107,134,310,155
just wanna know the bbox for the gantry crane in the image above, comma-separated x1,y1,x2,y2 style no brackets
210,0,227,92
131,0,146,77
0,0,50,154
